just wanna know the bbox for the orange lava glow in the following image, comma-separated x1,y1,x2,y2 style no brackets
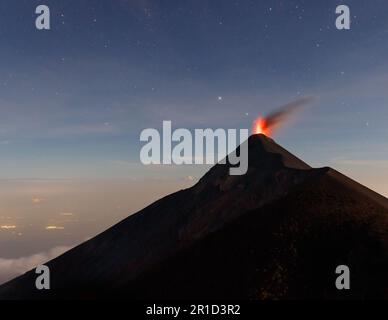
253,117,270,136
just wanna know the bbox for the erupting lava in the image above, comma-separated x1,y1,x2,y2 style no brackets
252,97,314,137
253,118,270,136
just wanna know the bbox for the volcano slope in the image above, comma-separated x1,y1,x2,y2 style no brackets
0,134,387,299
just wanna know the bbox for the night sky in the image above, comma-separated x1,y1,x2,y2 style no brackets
0,0,388,282
1,0,388,180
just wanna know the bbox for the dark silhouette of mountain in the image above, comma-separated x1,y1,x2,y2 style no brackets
0,134,387,299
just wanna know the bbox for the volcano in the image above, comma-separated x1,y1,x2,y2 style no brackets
1,134,387,300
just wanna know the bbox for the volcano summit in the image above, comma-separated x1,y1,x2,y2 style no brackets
0,134,387,300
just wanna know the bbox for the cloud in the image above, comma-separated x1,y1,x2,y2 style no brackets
59,212,74,217
53,123,118,137
0,225,17,230
45,226,65,230
333,158,388,168
32,197,45,205
110,160,139,167
0,245,73,285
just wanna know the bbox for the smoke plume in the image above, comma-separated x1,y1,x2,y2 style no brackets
253,97,314,136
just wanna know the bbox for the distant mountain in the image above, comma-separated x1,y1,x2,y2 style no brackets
1,134,387,299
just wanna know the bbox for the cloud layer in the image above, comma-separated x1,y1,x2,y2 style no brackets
0,245,72,285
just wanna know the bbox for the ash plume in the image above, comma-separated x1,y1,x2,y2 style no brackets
254,97,314,136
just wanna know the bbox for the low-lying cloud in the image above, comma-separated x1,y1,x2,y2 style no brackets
0,245,72,285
